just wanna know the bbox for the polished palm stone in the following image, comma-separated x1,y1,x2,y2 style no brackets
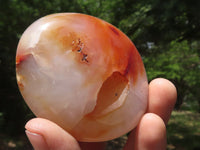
16,13,148,142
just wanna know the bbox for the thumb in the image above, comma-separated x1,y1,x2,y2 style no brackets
25,118,81,150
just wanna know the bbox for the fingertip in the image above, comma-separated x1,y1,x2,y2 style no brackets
148,78,177,124
149,78,177,102
25,118,44,132
124,113,166,150
25,129,49,150
140,113,166,147
25,118,81,150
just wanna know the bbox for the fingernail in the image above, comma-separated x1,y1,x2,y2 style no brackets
25,130,49,150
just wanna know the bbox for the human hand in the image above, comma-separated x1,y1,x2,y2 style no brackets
25,78,177,150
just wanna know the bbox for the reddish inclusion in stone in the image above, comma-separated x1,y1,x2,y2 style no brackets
16,54,28,65
108,25,120,36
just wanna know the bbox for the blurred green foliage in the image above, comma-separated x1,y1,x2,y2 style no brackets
167,111,200,150
0,0,199,137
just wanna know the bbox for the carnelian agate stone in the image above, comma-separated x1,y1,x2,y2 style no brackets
16,13,148,142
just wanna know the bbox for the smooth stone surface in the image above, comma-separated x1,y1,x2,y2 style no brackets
16,13,148,142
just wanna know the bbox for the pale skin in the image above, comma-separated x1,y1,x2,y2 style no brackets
25,78,177,150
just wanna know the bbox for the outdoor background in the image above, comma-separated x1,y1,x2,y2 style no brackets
0,0,200,149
